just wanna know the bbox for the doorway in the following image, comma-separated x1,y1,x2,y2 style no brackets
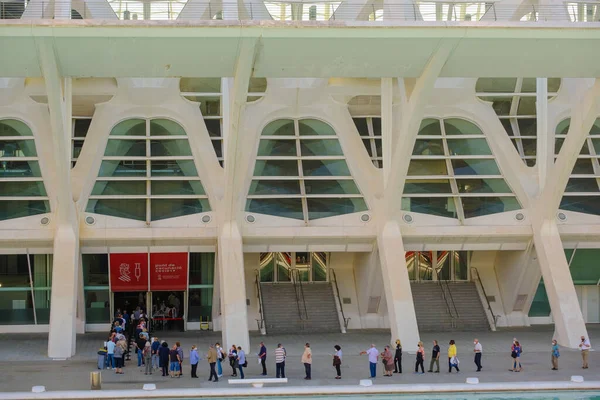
112,291,148,319
151,291,185,331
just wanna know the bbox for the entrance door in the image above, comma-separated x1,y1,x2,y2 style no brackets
113,291,148,318
151,291,185,331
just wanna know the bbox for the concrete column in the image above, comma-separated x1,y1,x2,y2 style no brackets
218,222,249,351
536,78,552,192
532,219,587,348
376,220,419,347
381,78,393,185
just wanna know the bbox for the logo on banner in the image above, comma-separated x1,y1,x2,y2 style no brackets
118,262,142,283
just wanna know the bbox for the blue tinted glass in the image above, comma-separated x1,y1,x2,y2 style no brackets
245,198,303,220
86,199,146,221
248,180,301,195
461,196,521,218
151,198,210,221
304,180,360,195
451,159,501,176
0,140,37,157
0,200,50,221
0,120,33,137
104,139,146,157
560,196,600,216
300,139,343,156
401,197,458,218
307,198,368,220
150,140,192,157
0,181,47,196
0,161,42,177
447,139,492,156
151,180,205,195
254,160,298,177
258,139,297,157
91,181,146,196
302,160,350,176
110,119,146,136
99,160,147,177
151,160,198,177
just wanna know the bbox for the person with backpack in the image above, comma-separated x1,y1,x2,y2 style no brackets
216,342,225,378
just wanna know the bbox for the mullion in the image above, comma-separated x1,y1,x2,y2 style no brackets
294,119,309,223
440,118,465,221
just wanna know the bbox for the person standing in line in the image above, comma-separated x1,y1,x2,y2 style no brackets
333,345,342,379
275,343,286,378
143,342,152,375
113,339,125,375
394,340,402,373
176,341,184,377
151,337,160,371
551,340,560,371
360,344,379,378
382,345,394,377
237,346,246,379
473,339,482,372
579,336,591,369
207,344,218,382
106,337,115,370
216,342,225,378
448,340,459,373
190,345,200,378
159,341,170,377
414,342,425,374
136,333,147,368
228,345,238,377
258,341,267,376
169,344,181,378
427,340,440,373
302,343,312,380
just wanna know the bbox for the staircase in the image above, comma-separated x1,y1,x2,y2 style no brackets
260,282,341,334
411,282,490,332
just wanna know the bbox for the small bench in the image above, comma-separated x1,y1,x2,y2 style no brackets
228,378,288,388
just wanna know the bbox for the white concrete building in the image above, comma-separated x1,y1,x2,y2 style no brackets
0,0,599,358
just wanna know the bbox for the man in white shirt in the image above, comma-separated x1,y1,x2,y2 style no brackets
360,344,379,378
579,336,591,369
473,339,482,372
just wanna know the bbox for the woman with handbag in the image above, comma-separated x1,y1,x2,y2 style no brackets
333,345,342,379
448,340,459,373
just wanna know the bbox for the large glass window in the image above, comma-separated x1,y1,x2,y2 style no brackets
188,253,215,323
402,118,521,220
407,250,470,282
82,254,110,324
86,118,211,222
71,117,92,168
476,78,561,167
0,120,50,221
352,117,382,168
556,118,600,216
259,252,328,282
180,78,267,167
246,119,368,221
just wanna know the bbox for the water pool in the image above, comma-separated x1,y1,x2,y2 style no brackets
149,393,600,400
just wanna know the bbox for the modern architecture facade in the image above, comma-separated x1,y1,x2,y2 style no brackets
0,0,600,358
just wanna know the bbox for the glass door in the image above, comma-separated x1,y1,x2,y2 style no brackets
259,252,328,282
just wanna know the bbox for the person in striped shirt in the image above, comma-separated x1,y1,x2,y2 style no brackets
275,343,286,378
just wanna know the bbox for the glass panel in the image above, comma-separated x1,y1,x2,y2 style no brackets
401,197,458,218
307,198,368,219
0,161,41,178
257,139,297,157
517,119,537,137
555,118,570,135
475,78,517,93
188,288,213,322
565,178,600,193
548,78,561,93
451,159,501,176
571,159,595,175
560,196,600,216
479,97,512,116
517,97,536,115
412,139,444,156
0,181,46,197
259,252,275,282
245,198,304,220
72,140,84,159
296,252,310,281
85,289,110,323
407,159,448,176
446,139,492,156
362,140,374,156
99,160,147,177
253,160,299,177
150,119,186,136
501,119,514,136
454,251,469,280
461,196,521,218
205,119,221,137
302,160,351,176
31,254,52,288
371,118,382,135
180,78,221,93
353,118,369,136
34,288,51,324
0,140,37,157
150,139,192,157
590,118,600,135
404,179,452,194
110,119,146,136
86,199,146,221
212,139,223,158
528,282,551,317
91,181,146,196
0,254,29,287
189,253,215,285
444,119,483,135
520,139,537,157
151,160,198,177
198,98,221,117
0,119,33,136
0,200,50,221
82,254,109,286
312,252,327,282
277,252,292,282
262,119,295,136
73,119,91,138
248,78,267,93
436,251,451,280
151,180,206,196
0,290,35,324
418,119,441,135
298,119,336,136
521,78,536,93
300,139,343,156
456,179,513,194
304,180,360,195
418,251,433,281
248,180,301,195
151,198,210,221
104,139,146,157
405,251,416,281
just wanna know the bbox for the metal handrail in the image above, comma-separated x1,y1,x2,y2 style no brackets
470,267,497,329
254,269,266,332
437,278,459,320
291,269,308,320
329,268,350,330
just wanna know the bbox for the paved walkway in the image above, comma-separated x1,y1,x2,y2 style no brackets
0,325,598,392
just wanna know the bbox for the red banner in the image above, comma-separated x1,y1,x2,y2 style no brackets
150,253,188,291
110,253,149,292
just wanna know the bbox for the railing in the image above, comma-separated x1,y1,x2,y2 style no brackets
437,278,459,327
329,268,350,331
254,269,266,334
1,0,599,22
291,268,308,321
470,267,498,330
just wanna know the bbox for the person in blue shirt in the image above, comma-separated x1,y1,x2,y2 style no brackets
551,340,560,370
151,337,161,370
237,346,246,379
190,345,200,378
258,342,267,376
123,310,130,327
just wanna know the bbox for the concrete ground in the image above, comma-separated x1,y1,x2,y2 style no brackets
0,325,599,393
